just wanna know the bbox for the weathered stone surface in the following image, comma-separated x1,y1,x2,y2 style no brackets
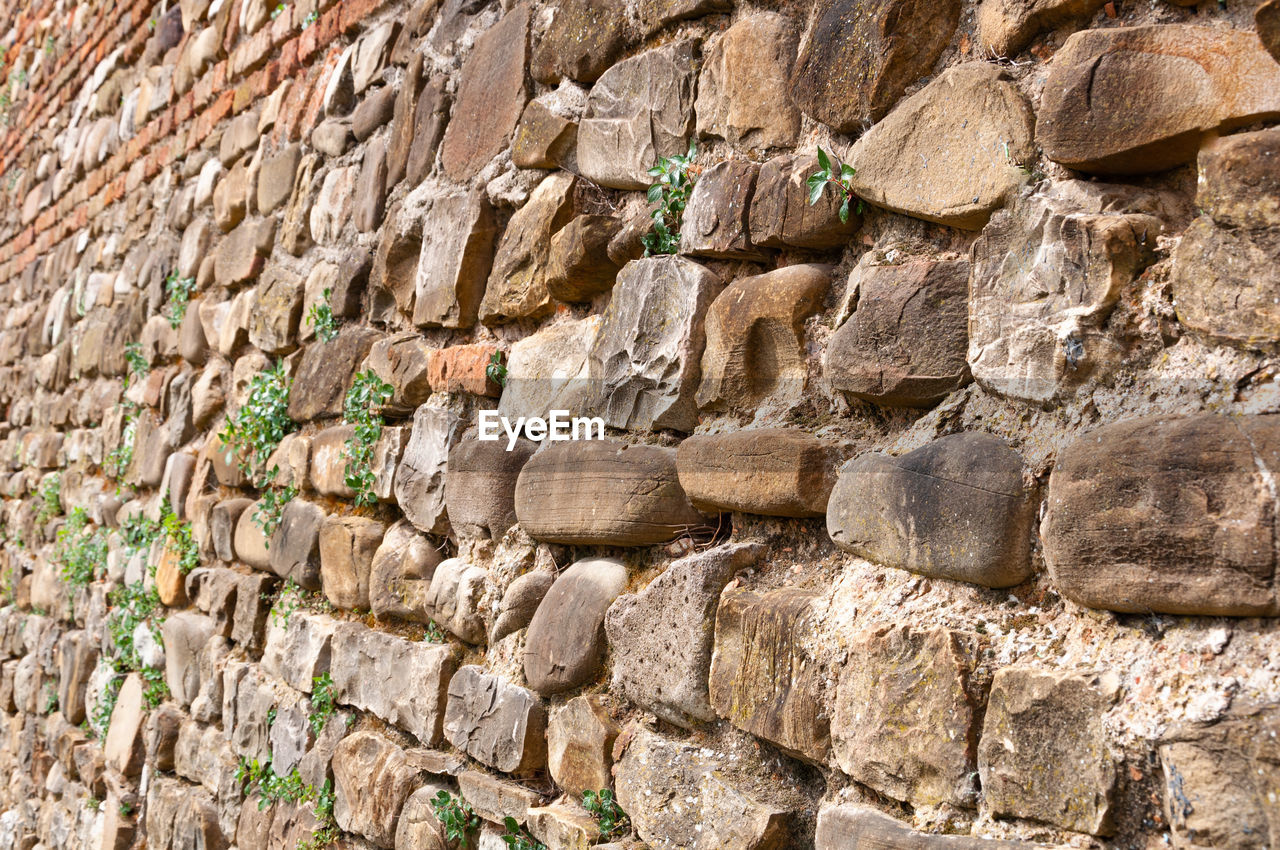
1159,705,1280,850
440,4,529,180
320,516,386,610
695,14,800,149
531,0,628,83
424,558,488,644
577,42,698,190
330,622,456,745
370,520,443,623
258,144,301,216
524,558,627,695
457,769,544,824
57,630,97,725
976,0,1106,57
788,0,962,132
444,665,546,774
749,154,860,249
288,326,382,422
1044,414,1280,616
978,667,1120,835
333,731,424,848
233,502,272,571
161,611,217,707
104,673,146,776
968,181,1161,403
354,140,389,233
394,785,451,850
817,804,1040,850
311,166,359,245
512,98,578,169
606,543,763,728
516,440,707,546
213,217,274,288
834,626,982,808
847,63,1034,229
268,499,325,590
616,730,793,850
679,160,764,259
211,498,251,560
247,268,304,355
498,316,600,422
406,75,451,187
826,258,970,408
353,87,396,142
1038,26,1280,174
444,434,536,540
696,264,827,412
412,186,495,329
709,587,828,762
586,256,720,432
479,172,576,325
828,433,1036,588
1262,1,1280,63
676,429,837,517
428,343,503,397
545,216,622,303
638,0,729,33
261,611,335,693
547,695,619,800
364,333,434,414
394,406,464,536
491,570,556,644
1172,128,1280,353
527,802,602,850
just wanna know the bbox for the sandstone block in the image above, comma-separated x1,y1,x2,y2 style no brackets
443,666,546,774
695,14,800,149
411,186,495,329
444,435,536,540
288,326,382,422
320,516,386,610
547,695,620,799
679,160,764,259
424,558,488,644
676,429,837,517
333,731,424,848
498,316,600,423
369,520,443,623
749,154,860,249
394,406,464,536
531,0,628,84
524,558,627,695
545,216,622,303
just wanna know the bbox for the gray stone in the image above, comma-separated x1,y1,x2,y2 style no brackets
749,154,860,249
444,434,537,540
261,611,336,693
411,186,495,329
498,316,601,423
547,695,619,799
524,558,627,695
817,804,1043,850
491,570,556,644
444,665,546,774
676,429,838,518
424,558,488,644
393,406,464,536
479,172,576,325
333,731,425,848
369,520,443,623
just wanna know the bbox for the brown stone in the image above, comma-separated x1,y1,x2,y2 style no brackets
1038,25,1280,175
524,557,628,695
268,499,326,590
976,0,1107,57
637,0,729,33
695,14,800,149
479,172,576,325
834,626,983,807
368,206,422,321
406,75,450,187
1261,1,1280,64
978,667,1120,836
320,516,386,610
515,440,708,546
411,186,495,329
352,86,396,142
545,215,622,302
439,4,529,181
817,804,1043,850
676,428,838,518
248,267,304,355
828,433,1037,588
287,326,382,422
369,520,443,622
679,160,764,259
332,731,424,848
537,697,617,813
696,264,828,412
710,587,828,763
213,217,274,288
825,258,970,408
427,344,502,397
577,41,698,190
531,0,628,84
847,63,1035,229
444,434,537,539
1044,414,1280,617
354,139,388,233
258,144,301,215
512,99,577,169
788,0,962,132
393,406,464,536
749,154,861,249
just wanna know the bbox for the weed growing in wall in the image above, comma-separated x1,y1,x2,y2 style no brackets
583,789,629,839
307,287,339,342
164,271,196,329
219,361,296,483
431,791,481,848
343,370,393,508
123,342,148,388
501,817,546,850
486,351,507,388
252,481,297,540
309,672,335,736
642,139,698,256
56,507,106,589
161,503,199,574
806,147,863,223
35,473,61,525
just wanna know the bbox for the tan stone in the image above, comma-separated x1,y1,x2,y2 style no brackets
695,14,800,149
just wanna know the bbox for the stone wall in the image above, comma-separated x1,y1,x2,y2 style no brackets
0,0,1277,847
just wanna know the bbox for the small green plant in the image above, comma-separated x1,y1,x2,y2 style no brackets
219,361,296,482
123,342,148,388
806,147,862,223
86,797,101,812
121,510,162,558
161,502,199,575
118,801,134,817
424,621,445,643
235,757,312,809
501,817,546,850
270,2,287,19
485,351,507,388
641,139,697,256
43,681,59,713
106,411,137,480
583,789,629,839
35,474,62,525
309,672,335,736
91,676,120,738
141,665,169,708
44,36,54,55
342,370,393,508
431,791,481,848
270,580,302,628
57,508,106,589
298,780,339,850
164,271,196,329
252,481,296,540
301,10,319,28
307,288,339,342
